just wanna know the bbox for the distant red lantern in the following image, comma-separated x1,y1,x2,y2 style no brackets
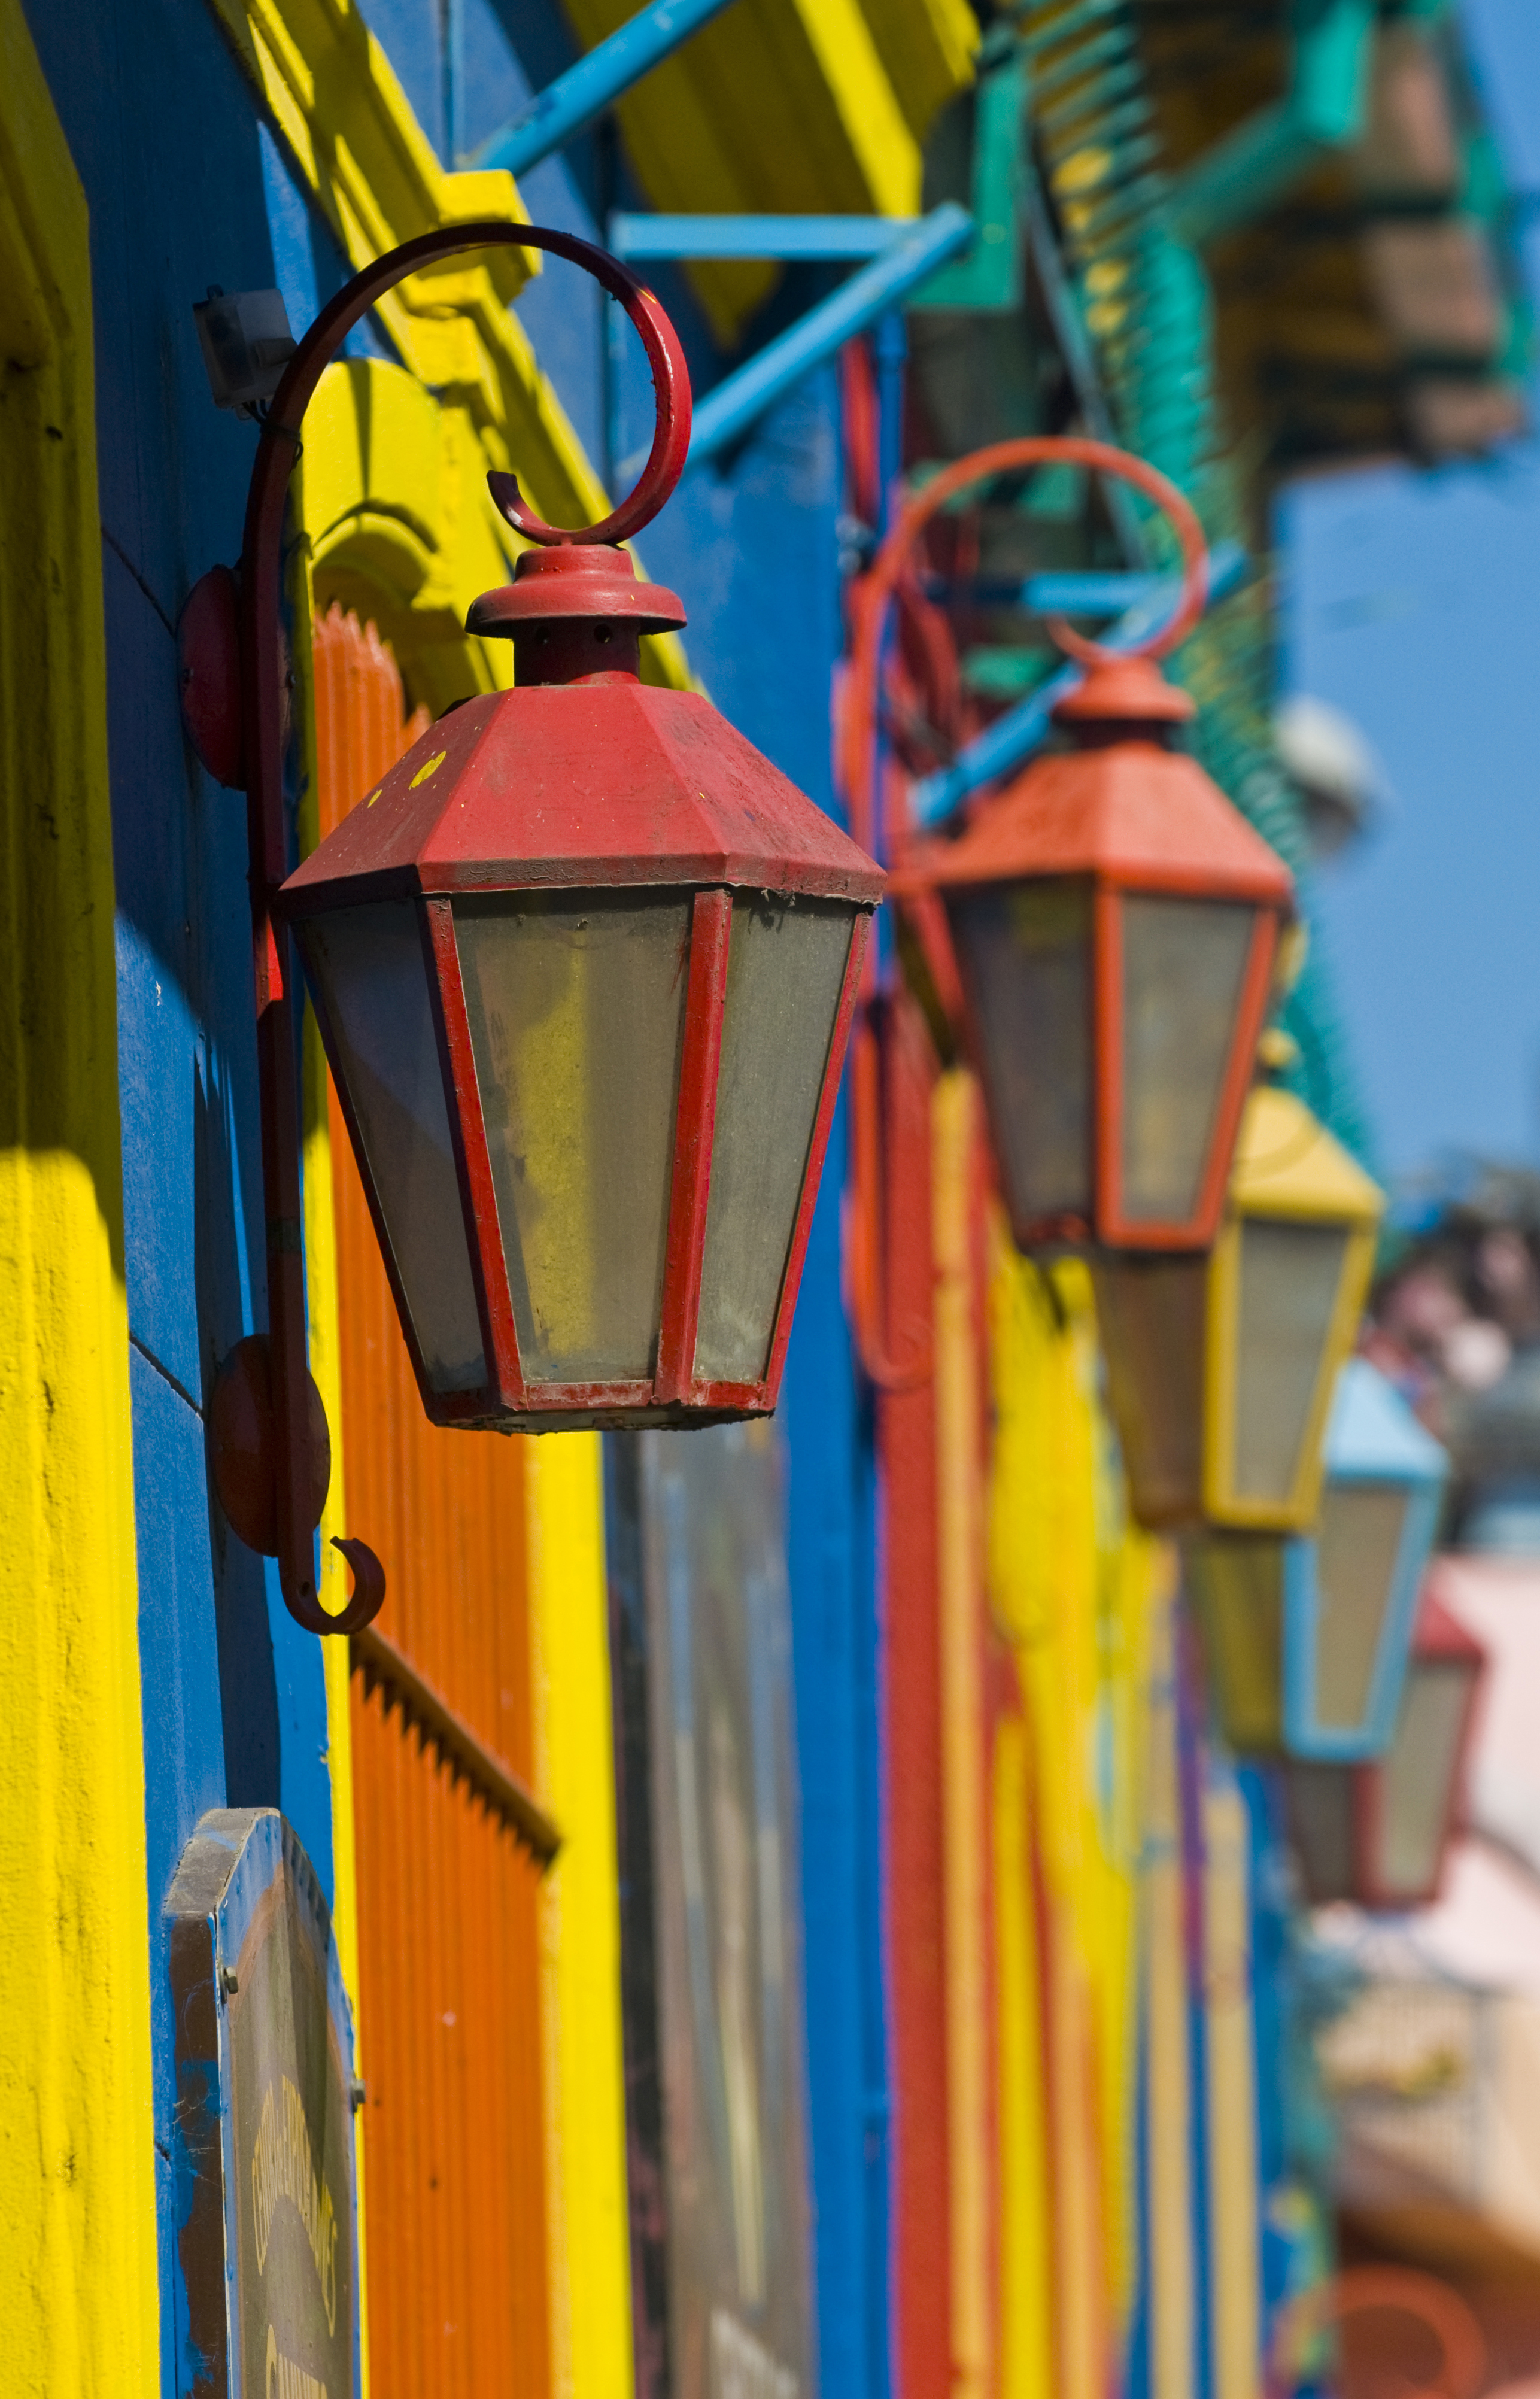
1288,1574,1488,1910
871,439,1292,1255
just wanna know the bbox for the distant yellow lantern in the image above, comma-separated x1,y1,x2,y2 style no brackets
1095,1085,1384,1533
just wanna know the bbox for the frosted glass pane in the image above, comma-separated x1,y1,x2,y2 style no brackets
1377,1662,1471,1900
1186,1535,1284,1753
1120,896,1256,1222
299,902,486,1393
1289,1764,1356,1904
1233,1219,1350,1503
947,878,1091,1228
1313,1482,1409,1732
695,897,855,1385
456,891,690,1384
1093,1253,1207,1527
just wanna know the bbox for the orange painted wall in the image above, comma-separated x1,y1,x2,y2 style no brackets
312,606,551,2397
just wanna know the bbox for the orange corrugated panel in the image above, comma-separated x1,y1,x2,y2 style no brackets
312,606,551,2398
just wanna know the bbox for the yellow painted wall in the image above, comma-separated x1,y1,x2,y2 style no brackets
0,1,159,2382
988,1235,1156,2399
1204,1768,1262,2399
527,1433,636,2399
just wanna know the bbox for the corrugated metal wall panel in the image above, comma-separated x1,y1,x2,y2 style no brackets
312,605,551,2397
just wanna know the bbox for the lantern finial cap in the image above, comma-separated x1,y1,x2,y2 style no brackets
1052,653,1196,729
466,538,687,640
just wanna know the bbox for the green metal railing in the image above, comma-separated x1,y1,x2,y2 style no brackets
1017,0,1374,1161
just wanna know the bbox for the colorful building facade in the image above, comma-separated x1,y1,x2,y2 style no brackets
1,0,1526,2394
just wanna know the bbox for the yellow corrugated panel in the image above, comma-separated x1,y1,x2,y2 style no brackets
0,2,159,2383
561,0,976,341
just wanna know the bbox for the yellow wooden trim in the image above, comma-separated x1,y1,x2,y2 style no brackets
1202,1769,1262,2399
1144,1560,1196,2399
934,1069,991,2399
0,4,159,2382
994,1717,1053,2399
526,1432,634,2399
202,0,689,690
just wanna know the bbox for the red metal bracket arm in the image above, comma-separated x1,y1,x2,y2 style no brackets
234,222,691,1633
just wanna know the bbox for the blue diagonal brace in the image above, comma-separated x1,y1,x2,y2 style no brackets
909,540,1250,830
667,204,973,473
609,214,919,262
469,0,742,177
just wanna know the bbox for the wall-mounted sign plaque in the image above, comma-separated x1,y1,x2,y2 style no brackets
166,1808,359,2399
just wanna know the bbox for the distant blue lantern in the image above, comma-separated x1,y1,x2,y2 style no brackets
1186,1359,1448,1762
1284,1359,1449,1760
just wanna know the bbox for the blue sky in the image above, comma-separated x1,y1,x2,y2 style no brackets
1278,0,1540,1186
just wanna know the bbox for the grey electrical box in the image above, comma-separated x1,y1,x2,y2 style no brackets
194,285,297,415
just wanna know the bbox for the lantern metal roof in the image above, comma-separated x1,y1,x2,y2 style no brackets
912,657,1295,906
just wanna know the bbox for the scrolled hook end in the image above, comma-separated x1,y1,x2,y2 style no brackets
487,467,535,538
328,1536,388,1632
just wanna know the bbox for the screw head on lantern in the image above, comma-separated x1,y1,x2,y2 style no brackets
280,532,882,1433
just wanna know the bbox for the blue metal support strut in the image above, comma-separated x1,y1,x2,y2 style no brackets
909,539,1249,829
609,214,919,262
671,204,973,473
468,0,742,177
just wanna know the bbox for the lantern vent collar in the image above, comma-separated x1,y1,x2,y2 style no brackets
1050,652,1196,743
466,538,687,648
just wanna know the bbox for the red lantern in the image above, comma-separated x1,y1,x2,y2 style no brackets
181,223,879,1629
1288,1574,1488,1910
281,539,879,1430
869,438,1293,1256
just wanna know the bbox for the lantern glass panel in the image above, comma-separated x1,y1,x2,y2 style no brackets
695,895,855,1384
455,889,691,1384
1313,1481,1410,1733
1094,1253,1207,1524
1377,1660,1472,1901
1120,897,1256,1223
948,878,1091,1227
1186,1535,1284,1753
1289,1763,1356,1905
1233,1217,1350,1503
299,901,487,1393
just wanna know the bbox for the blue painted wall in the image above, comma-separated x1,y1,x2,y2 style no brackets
23,4,344,2375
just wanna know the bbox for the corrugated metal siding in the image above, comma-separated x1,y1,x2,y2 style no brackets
312,604,551,2398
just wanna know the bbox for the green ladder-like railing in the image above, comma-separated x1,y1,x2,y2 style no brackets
1018,0,1374,1163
